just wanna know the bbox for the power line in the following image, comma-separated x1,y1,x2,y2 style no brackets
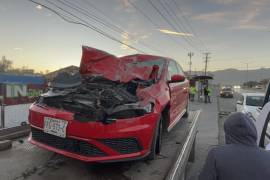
162,0,206,52
57,0,124,35
56,0,165,54
126,0,189,52
27,0,146,53
156,0,202,52
161,0,196,43
171,0,208,51
147,0,202,53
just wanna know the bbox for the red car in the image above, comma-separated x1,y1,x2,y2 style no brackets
28,46,189,162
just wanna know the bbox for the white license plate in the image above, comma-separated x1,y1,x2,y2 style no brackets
44,117,68,138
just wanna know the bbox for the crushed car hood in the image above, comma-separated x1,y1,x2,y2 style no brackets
80,46,155,83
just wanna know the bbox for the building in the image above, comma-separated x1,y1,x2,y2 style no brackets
0,74,46,105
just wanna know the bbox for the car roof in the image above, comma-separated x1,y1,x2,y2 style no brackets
241,92,265,97
120,54,169,62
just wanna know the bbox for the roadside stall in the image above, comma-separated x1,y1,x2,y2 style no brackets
191,75,213,102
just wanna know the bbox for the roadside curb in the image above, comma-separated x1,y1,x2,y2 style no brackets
0,125,30,141
0,140,12,151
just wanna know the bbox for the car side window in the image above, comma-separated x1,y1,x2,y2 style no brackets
239,95,244,105
176,64,185,76
167,61,179,80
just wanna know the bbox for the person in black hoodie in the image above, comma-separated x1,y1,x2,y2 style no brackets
199,112,270,180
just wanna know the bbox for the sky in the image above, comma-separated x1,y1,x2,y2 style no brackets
0,0,270,73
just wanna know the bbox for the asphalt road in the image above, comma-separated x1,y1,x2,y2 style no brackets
186,94,219,180
186,89,242,180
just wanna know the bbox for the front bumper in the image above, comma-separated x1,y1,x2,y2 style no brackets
29,105,160,162
220,93,233,97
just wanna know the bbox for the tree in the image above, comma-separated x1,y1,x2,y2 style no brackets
0,56,13,72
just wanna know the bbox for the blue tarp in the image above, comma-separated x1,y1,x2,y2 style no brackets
0,74,45,85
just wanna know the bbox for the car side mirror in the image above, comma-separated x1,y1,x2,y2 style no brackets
170,74,185,83
237,100,243,105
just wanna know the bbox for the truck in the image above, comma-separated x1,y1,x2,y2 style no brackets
0,46,201,180
0,109,200,180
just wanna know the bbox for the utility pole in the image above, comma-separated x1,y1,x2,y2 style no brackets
245,63,249,83
242,62,252,84
188,52,194,77
203,52,211,76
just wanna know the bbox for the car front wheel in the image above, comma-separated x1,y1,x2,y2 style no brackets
147,117,163,160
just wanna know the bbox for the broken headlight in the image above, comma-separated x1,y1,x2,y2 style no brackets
108,103,154,119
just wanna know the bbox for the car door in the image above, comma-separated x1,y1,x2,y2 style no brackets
167,60,184,126
176,63,188,111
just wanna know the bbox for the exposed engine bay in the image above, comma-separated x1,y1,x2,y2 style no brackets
37,74,154,123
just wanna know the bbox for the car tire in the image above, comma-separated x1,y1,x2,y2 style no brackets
147,117,162,160
183,101,189,118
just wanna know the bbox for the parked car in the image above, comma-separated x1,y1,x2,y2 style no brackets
236,93,265,118
220,87,234,98
28,46,189,162
255,85,263,89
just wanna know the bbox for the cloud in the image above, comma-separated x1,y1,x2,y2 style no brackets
120,31,151,50
119,0,131,8
116,0,135,13
230,0,269,30
191,0,270,30
120,32,133,50
158,29,193,37
192,12,228,23
208,0,240,5
13,48,23,51
230,23,267,30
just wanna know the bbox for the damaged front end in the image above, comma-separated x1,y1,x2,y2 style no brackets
37,75,154,124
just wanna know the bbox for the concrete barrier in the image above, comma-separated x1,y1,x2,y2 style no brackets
0,140,12,151
0,125,30,141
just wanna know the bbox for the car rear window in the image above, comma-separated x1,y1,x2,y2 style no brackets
246,96,264,107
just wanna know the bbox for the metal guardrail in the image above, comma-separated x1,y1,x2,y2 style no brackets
165,110,201,180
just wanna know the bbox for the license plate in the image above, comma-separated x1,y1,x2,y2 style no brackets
44,117,68,138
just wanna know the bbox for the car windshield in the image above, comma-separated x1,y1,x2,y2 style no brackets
127,59,165,79
246,96,264,107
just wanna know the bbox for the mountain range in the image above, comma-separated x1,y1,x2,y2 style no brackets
205,68,270,85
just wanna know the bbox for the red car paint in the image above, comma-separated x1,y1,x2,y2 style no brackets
28,46,189,162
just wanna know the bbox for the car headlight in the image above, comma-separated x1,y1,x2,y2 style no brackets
108,103,154,119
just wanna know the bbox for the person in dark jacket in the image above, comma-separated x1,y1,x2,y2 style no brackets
199,112,270,180
203,86,209,103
